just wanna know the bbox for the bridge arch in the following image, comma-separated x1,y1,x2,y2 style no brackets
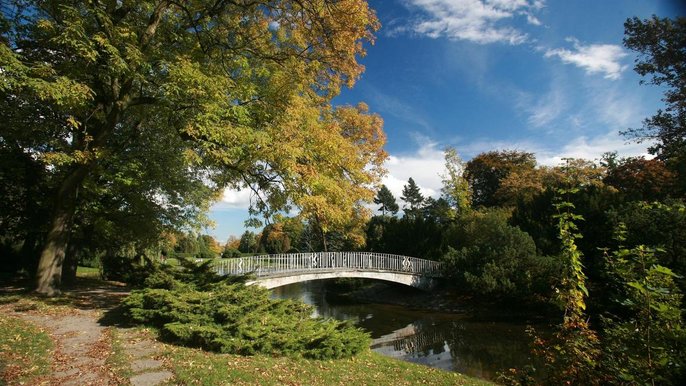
247,270,438,290
213,252,442,290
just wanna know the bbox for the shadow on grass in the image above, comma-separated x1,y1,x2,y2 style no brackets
98,304,136,328
0,276,134,327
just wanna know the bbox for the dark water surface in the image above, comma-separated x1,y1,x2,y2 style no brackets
271,281,541,382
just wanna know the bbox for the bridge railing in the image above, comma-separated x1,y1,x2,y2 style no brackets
214,252,442,278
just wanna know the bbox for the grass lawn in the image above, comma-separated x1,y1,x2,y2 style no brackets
76,265,101,278
162,344,493,386
0,315,53,385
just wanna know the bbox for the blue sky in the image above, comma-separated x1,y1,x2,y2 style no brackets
209,0,684,241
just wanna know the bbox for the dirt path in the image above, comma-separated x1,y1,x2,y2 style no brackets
1,283,173,386
18,309,118,385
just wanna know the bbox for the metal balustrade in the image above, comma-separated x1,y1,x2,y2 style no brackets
213,252,443,278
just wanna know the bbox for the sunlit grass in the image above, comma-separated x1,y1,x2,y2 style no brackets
77,265,101,278
0,315,53,384
161,345,493,386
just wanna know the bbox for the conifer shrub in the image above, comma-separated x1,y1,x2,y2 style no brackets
122,259,370,359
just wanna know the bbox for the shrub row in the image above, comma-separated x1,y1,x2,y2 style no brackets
122,260,370,359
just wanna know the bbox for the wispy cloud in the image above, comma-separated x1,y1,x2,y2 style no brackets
583,81,646,130
365,85,435,134
520,85,567,128
398,0,545,44
524,13,542,26
545,38,628,80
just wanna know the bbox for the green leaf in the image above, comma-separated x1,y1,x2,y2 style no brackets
627,281,646,293
652,265,679,278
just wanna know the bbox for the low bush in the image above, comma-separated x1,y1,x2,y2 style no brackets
122,259,370,359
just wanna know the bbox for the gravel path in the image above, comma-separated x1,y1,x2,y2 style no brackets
19,310,118,386
1,283,174,385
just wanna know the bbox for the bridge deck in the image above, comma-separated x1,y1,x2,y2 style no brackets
214,252,442,280
215,252,441,277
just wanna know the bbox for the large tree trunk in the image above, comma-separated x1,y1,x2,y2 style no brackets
35,166,89,296
62,242,79,286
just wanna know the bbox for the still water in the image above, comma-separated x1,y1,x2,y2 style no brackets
271,280,540,382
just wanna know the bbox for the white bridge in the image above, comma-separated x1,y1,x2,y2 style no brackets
214,252,443,290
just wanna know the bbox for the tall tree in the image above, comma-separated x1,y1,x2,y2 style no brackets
440,147,471,214
374,184,399,216
465,150,536,207
401,177,424,219
238,231,258,254
623,16,686,193
0,0,383,294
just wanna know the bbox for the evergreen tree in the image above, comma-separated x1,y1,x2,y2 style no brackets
401,178,424,219
374,185,399,216
422,197,453,224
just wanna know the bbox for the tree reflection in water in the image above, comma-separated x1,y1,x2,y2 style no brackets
271,281,544,382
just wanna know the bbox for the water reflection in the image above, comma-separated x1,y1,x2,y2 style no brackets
271,280,537,382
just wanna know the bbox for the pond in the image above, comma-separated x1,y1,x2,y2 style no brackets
272,280,542,383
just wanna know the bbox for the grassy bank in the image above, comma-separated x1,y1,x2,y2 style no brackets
162,343,493,386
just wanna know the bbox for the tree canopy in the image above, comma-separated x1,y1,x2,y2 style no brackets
0,0,384,294
623,16,686,193
464,150,536,207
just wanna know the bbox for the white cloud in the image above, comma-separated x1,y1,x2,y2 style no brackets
545,38,628,80
524,13,542,26
218,188,252,209
382,138,446,202
536,130,653,166
400,0,544,44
